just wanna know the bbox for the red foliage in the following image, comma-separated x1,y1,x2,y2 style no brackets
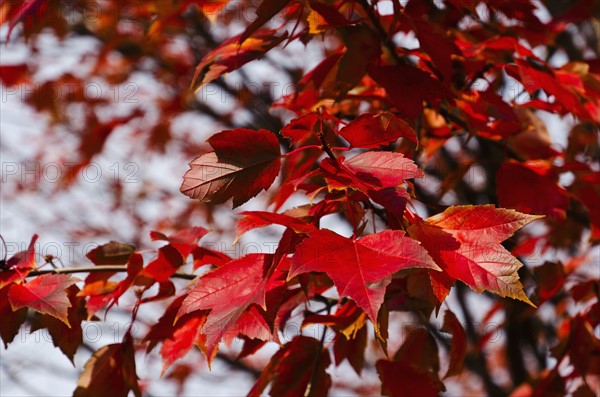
1,0,599,396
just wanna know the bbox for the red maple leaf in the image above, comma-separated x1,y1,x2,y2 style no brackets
8,274,78,326
290,229,439,332
181,129,281,208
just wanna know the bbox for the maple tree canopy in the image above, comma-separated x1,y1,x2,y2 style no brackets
0,0,599,396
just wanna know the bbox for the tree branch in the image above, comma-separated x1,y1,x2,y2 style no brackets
27,266,197,280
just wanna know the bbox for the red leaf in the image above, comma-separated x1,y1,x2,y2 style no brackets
239,0,291,43
235,211,317,242
79,253,143,318
0,64,29,86
441,309,467,378
85,241,136,266
425,204,543,244
191,246,231,269
73,337,141,397
409,205,539,306
339,112,417,148
144,295,207,373
177,254,272,362
0,234,37,289
534,262,566,304
249,335,332,397
181,129,281,208
0,285,27,348
376,327,444,396
334,324,368,375
150,227,209,259
290,229,439,330
497,161,569,220
30,285,86,363
376,359,443,397
280,111,340,146
8,274,77,326
138,245,184,283
342,151,423,188
368,64,452,119
190,29,288,91
334,25,382,96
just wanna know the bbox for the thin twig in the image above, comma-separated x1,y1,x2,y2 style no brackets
357,0,403,65
27,265,197,280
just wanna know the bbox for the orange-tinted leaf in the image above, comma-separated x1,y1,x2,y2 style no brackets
79,253,143,318
73,337,141,397
8,274,77,326
339,112,417,148
290,229,439,329
177,254,272,362
410,205,539,306
191,29,288,91
248,335,331,397
181,129,281,208
425,204,543,245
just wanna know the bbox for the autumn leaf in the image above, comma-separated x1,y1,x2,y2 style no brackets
377,327,445,397
441,309,467,378
339,112,418,148
235,211,317,243
79,253,143,318
290,229,439,331
73,336,141,397
181,129,281,208
190,29,288,91
30,285,86,363
137,245,183,283
0,234,38,289
342,151,423,188
409,205,540,306
191,246,231,269
144,295,206,373
320,152,422,200
368,64,452,119
150,226,209,259
248,335,332,397
0,285,27,348
497,161,569,220
177,254,272,362
239,0,291,43
85,241,136,266
8,274,77,326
